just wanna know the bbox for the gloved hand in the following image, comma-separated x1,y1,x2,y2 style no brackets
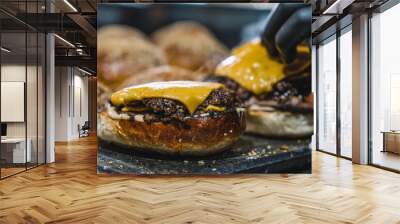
261,3,311,64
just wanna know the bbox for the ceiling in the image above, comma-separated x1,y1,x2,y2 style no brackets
310,0,390,42
0,0,100,73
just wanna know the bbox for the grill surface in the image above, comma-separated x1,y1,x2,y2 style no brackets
98,135,311,174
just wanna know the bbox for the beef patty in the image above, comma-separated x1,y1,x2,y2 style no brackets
115,88,238,123
208,73,311,111
206,76,253,103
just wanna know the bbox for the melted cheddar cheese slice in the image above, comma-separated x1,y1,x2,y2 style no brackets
111,81,224,114
215,39,285,95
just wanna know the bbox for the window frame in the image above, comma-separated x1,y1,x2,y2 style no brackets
315,22,353,161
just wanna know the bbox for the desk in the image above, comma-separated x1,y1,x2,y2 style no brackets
1,138,31,163
382,131,400,154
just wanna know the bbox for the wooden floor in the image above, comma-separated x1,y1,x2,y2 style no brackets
1,136,400,224
1,167,26,178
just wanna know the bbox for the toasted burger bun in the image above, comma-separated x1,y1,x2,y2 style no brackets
97,25,146,40
116,65,207,90
151,21,228,71
98,26,166,90
246,105,313,138
98,109,246,156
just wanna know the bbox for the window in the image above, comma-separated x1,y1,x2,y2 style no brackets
317,36,337,154
339,28,352,158
370,3,400,171
0,1,47,179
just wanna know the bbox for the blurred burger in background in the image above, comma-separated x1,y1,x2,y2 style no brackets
97,25,167,91
152,21,229,73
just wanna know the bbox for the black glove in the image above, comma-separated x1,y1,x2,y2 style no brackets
261,3,311,64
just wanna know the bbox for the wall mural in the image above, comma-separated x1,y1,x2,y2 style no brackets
96,3,312,174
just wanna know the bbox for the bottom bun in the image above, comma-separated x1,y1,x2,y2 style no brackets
246,107,313,138
98,110,246,156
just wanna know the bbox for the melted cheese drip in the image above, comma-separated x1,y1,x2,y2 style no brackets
111,81,224,114
205,105,225,112
215,39,285,95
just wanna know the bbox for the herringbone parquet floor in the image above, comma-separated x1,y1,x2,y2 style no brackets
1,136,400,224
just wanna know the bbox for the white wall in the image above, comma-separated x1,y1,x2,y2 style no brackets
72,73,89,138
54,67,89,141
55,67,69,141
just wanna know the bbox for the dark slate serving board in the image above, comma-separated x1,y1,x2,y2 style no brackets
97,135,311,174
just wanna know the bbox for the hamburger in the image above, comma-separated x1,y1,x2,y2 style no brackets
97,25,166,90
151,21,228,71
210,39,312,138
98,81,246,156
